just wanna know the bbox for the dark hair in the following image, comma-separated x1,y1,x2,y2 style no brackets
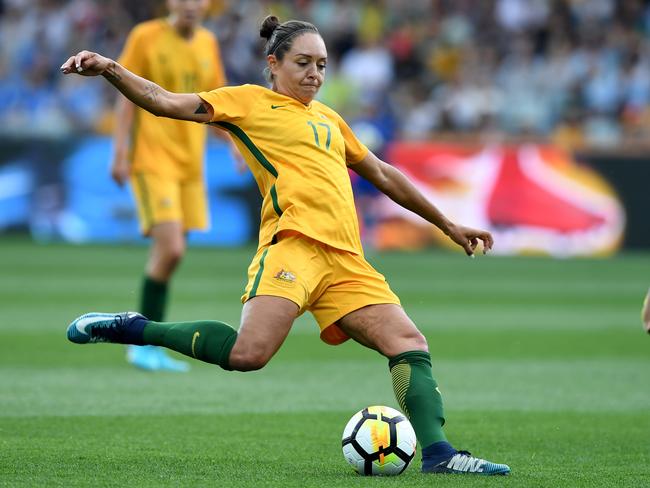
259,15,319,60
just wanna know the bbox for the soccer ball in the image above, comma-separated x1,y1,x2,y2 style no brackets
341,405,417,476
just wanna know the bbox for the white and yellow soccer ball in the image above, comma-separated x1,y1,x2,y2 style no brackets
341,405,417,476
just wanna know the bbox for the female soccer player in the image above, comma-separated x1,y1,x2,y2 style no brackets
62,16,510,476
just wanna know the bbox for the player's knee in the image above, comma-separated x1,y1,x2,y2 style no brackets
383,328,428,357
410,330,429,352
400,329,428,353
168,243,186,263
229,349,271,372
160,244,185,270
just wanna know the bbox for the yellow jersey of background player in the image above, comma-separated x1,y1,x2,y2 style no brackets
118,15,226,230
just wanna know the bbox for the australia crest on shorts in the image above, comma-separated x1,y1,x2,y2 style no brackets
273,269,296,284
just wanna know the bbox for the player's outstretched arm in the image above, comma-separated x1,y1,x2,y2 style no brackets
351,151,493,256
60,51,213,123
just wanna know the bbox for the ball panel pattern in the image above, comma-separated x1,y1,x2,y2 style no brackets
341,406,417,476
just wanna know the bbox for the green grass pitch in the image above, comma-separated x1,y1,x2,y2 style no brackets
0,238,648,487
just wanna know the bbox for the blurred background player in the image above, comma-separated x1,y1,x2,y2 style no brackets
111,0,231,371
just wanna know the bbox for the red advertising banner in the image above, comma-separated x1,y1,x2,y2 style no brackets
368,143,625,257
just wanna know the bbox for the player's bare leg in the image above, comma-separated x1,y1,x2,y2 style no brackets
228,296,298,371
129,221,189,372
146,222,186,282
338,303,510,475
337,304,427,357
642,288,650,334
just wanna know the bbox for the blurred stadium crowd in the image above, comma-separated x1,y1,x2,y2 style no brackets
2,0,650,150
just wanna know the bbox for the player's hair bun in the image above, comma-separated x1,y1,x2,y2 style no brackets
259,15,280,40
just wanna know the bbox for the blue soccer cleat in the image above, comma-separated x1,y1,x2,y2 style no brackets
126,345,160,370
155,347,190,372
423,450,511,475
126,345,190,372
67,312,148,345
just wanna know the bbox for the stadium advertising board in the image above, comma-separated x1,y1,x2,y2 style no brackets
0,138,636,255
368,143,625,257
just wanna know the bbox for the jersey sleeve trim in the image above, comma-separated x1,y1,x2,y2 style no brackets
345,146,370,165
211,121,278,177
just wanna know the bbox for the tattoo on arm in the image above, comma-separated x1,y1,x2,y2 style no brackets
101,62,164,114
194,103,209,114
102,62,122,83
143,83,160,104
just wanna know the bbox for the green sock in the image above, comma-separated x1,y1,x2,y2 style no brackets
389,350,447,447
142,320,237,370
140,276,168,321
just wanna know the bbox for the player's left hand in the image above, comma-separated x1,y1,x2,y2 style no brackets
445,223,494,257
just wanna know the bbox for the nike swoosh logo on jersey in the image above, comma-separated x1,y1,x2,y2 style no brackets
271,104,287,109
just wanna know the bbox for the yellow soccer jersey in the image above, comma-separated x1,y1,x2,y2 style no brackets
119,19,226,178
198,84,369,254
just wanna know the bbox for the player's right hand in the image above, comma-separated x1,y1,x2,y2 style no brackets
111,158,131,186
60,50,110,77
